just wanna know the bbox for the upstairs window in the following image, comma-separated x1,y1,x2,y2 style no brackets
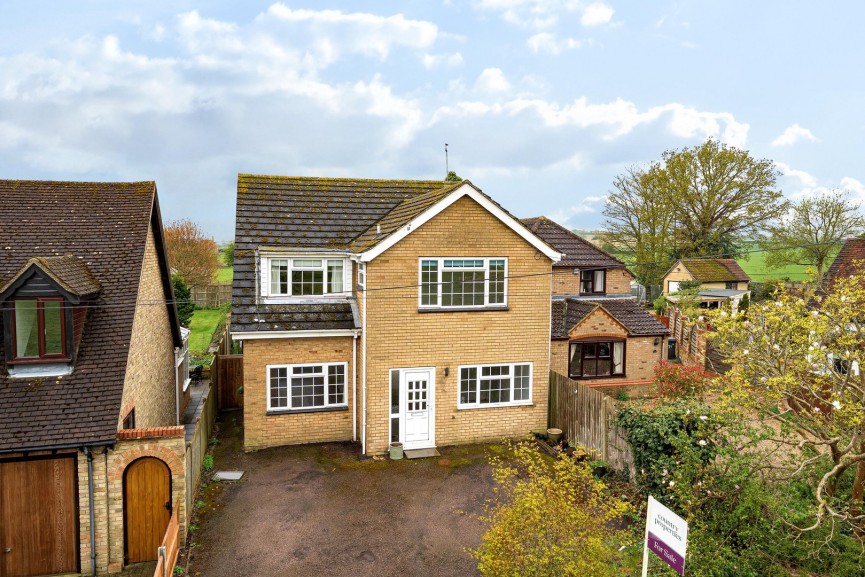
11,298,67,361
267,258,347,297
580,269,606,294
419,258,507,309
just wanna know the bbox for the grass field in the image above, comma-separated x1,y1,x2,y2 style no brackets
188,308,229,354
215,266,233,283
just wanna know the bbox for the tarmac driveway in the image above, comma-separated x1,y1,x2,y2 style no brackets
185,414,496,577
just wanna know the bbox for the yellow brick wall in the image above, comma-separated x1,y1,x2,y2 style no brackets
550,306,661,387
243,336,356,450
121,224,178,428
364,196,552,455
551,266,632,296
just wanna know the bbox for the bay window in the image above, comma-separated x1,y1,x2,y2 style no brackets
419,258,507,309
569,341,625,378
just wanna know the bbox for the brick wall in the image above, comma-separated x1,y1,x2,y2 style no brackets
243,336,356,450
550,306,661,388
551,266,632,296
364,196,552,454
120,224,178,429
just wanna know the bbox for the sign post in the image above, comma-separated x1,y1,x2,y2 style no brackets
642,495,688,576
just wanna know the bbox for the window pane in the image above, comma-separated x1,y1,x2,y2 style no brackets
269,367,288,408
594,270,605,292
597,359,612,376
42,301,63,355
293,259,322,268
613,342,624,375
442,270,484,307
14,300,39,358
584,358,597,376
327,260,344,293
292,375,325,408
292,269,324,295
391,417,400,443
514,364,530,401
328,364,345,405
584,343,597,358
489,260,505,304
390,370,400,414
568,343,582,377
270,260,289,294
480,376,510,404
597,343,611,357
460,367,477,404
421,260,438,306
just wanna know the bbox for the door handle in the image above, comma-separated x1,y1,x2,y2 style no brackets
4,547,11,553
165,501,171,512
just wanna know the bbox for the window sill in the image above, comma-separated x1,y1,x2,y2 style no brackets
568,374,627,380
266,406,349,416
457,401,533,410
418,306,509,313
7,363,73,378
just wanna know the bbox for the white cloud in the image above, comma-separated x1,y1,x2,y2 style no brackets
548,203,597,227
775,162,817,188
473,0,582,29
422,52,464,69
527,32,589,54
771,123,818,147
840,176,865,198
580,3,615,26
474,68,511,93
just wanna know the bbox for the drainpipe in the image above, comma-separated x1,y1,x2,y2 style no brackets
352,332,358,442
83,447,97,577
361,269,367,455
174,347,181,426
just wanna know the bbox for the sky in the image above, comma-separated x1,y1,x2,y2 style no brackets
1,1,864,243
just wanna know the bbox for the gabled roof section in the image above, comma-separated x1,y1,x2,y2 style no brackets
0,255,101,303
521,217,626,270
0,179,174,452
823,238,865,289
551,297,668,339
358,182,561,262
666,258,750,283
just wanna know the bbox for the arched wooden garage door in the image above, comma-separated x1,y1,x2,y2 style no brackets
124,457,171,563
0,456,78,577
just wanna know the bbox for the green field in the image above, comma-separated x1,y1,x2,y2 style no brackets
188,308,228,354
215,266,233,283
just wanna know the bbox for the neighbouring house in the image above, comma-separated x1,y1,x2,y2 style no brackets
661,258,751,310
0,180,201,576
521,217,668,396
821,237,865,290
231,175,560,455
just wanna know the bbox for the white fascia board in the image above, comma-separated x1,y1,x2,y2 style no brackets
232,329,360,340
359,183,562,263
257,246,354,256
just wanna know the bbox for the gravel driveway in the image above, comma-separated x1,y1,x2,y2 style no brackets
185,413,496,577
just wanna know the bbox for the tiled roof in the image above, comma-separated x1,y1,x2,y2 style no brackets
521,217,626,269
232,175,456,333
551,297,668,339
823,238,865,288
0,180,160,452
0,255,101,299
676,258,750,283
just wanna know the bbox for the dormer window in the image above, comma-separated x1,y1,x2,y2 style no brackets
12,298,67,361
262,255,351,299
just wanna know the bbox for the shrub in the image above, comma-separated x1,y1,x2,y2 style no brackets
653,360,714,399
473,441,631,577
172,274,195,327
202,454,214,471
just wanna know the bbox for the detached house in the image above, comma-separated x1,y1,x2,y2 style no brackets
0,181,196,577
522,217,668,395
231,175,560,455
662,258,751,310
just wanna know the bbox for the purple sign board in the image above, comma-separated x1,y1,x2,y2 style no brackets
643,496,688,576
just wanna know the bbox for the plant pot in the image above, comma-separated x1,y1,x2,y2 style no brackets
389,442,404,460
546,428,563,444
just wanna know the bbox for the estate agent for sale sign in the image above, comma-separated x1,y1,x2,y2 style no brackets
642,495,688,576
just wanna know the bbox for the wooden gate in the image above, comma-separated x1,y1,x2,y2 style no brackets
124,457,171,563
0,456,78,577
216,354,244,410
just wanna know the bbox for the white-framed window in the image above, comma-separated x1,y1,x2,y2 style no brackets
419,257,507,309
266,362,348,411
358,262,366,291
262,256,351,297
458,362,532,408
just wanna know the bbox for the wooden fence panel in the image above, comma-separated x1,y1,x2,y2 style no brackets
190,283,232,308
548,371,635,478
216,354,244,410
152,504,179,577
185,384,216,516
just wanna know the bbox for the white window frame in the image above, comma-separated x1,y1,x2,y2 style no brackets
418,257,508,310
266,362,349,412
457,362,532,409
261,255,352,300
357,262,366,291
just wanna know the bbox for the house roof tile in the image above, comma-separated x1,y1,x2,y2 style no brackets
521,216,626,269
823,238,865,288
675,258,750,283
0,180,163,452
551,297,668,339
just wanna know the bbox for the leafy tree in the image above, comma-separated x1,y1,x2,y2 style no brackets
445,170,462,182
473,441,630,577
709,271,865,531
602,164,674,289
164,219,220,287
222,241,235,267
172,274,195,327
761,191,865,277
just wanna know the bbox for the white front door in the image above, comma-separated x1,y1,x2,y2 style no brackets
401,368,435,449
